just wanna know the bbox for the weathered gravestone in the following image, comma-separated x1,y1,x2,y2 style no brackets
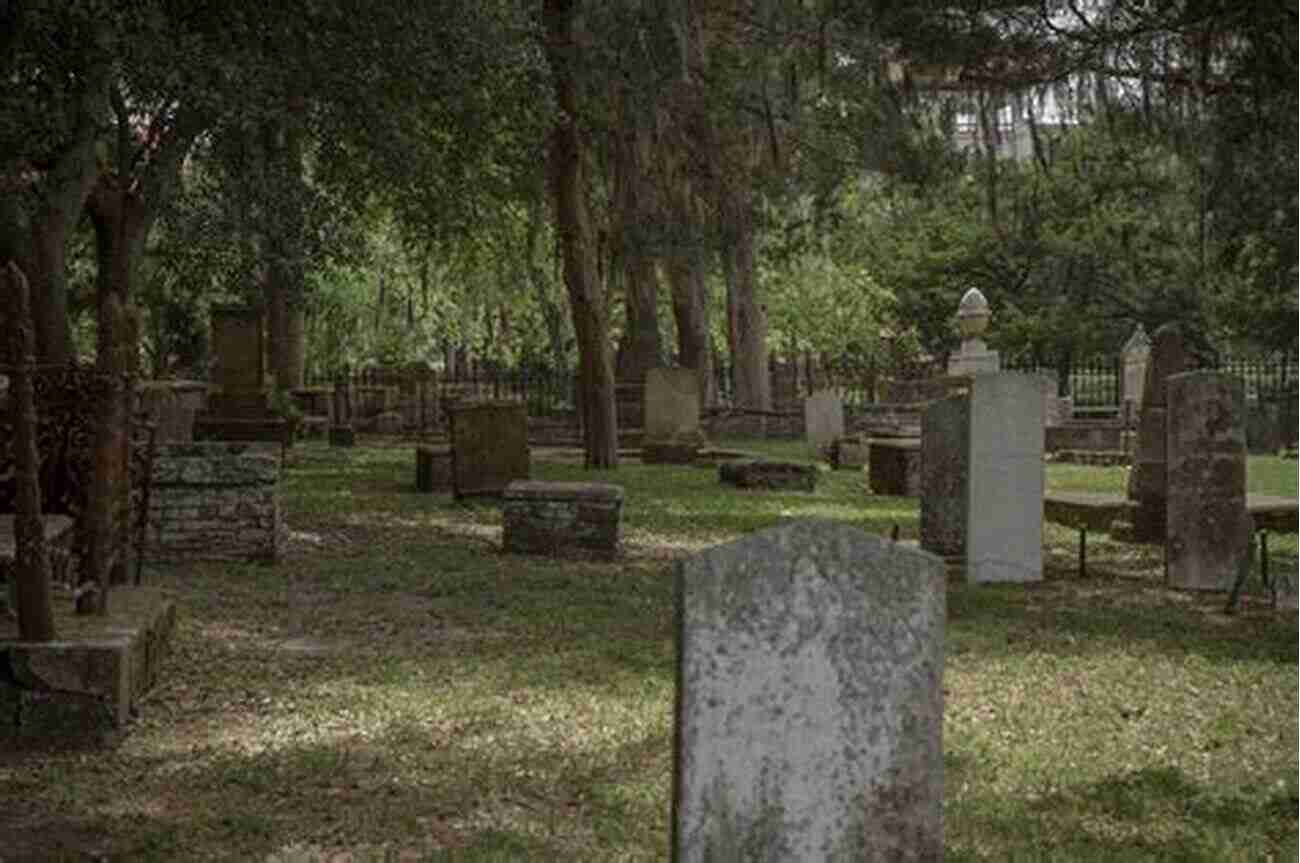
1116,323,1193,542
643,368,706,464
195,305,287,444
1120,323,1151,424
1165,371,1251,591
803,389,844,457
920,394,969,561
448,401,529,497
921,374,1044,582
674,520,945,862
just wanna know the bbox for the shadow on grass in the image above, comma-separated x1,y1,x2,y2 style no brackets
947,766,1299,861
946,574,1298,666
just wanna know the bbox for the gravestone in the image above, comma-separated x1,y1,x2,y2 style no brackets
674,520,944,862
965,373,1044,583
1118,323,1193,543
803,389,844,457
643,367,706,464
448,401,529,497
1165,371,1251,591
195,306,287,444
920,394,970,560
868,438,922,497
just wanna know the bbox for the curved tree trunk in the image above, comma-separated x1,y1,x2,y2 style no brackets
545,0,618,468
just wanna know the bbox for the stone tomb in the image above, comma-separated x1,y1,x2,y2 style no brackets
502,481,623,558
718,460,817,492
1166,371,1252,591
642,368,707,464
921,374,1044,582
829,435,869,470
673,520,944,861
448,401,530,497
803,388,844,456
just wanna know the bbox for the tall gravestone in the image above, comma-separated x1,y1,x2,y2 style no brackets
1166,371,1251,591
803,388,844,456
208,305,265,415
921,393,970,560
674,520,945,862
1120,323,1192,543
966,374,1044,583
643,367,706,464
921,374,1044,582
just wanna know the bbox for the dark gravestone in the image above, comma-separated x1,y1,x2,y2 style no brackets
674,520,945,862
449,401,530,498
1121,323,1193,542
414,445,452,493
920,393,969,560
1166,371,1251,591
868,438,921,497
717,460,817,492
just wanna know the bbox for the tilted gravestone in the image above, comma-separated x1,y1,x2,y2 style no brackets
1166,371,1251,591
674,520,945,862
803,388,844,457
1120,323,1193,542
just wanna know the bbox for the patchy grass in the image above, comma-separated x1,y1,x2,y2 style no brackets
1,437,1295,861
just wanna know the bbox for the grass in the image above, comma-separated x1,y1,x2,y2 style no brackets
1,438,1295,861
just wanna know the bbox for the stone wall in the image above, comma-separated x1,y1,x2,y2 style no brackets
146,443,283,563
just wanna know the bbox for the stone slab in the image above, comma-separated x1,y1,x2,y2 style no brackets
804,389,845,456
965,373,1044,583
449,402,530,497
920,394,969,559
644,367,701,441
673,520,944,861
1166,371,1251,591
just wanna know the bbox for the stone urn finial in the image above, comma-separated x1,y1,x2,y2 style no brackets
956,288,991,340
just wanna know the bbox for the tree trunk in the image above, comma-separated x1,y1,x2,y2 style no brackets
545,0,618,468
2,263,56,641
263,105,308,392
611,95,662,386
664,247,713,407
719,192,770,414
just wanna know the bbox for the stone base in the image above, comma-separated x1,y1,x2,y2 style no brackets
642,441,702,464
719,460,817,492
299,415,330,438
868,439,921,496
328,425,356,447
415,445,452,493
502,481,623,558
0,586,177,735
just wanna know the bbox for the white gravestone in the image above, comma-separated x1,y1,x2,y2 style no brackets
674,520,945,861
804,388,845,456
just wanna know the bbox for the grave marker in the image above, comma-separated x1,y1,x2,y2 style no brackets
674,520,944,862
803,388,844,456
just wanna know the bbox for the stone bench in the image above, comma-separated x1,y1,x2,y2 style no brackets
502,481,623,558
868,438,921,496
415,445,453,493
718,460,817,492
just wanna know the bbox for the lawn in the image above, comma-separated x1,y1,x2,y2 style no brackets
1,439,1295,861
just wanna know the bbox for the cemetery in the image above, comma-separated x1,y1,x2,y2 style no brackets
3,4,1297,859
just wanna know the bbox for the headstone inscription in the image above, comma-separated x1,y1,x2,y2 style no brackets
673,520,944,862
1166,371,1251,591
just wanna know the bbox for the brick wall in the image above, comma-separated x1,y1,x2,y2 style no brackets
146,443,283,564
